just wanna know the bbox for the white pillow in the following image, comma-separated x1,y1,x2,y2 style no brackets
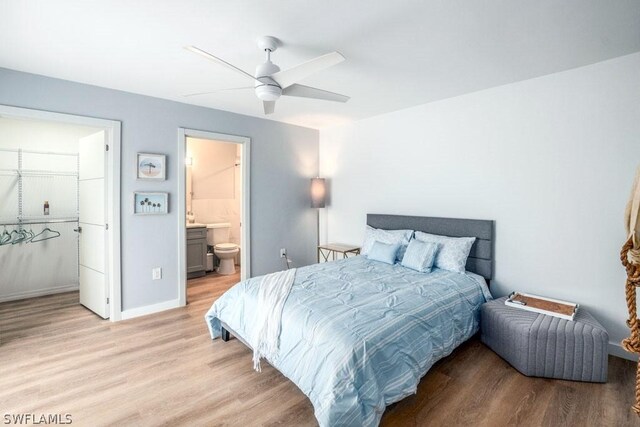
414,231,475,273
361,226,413,262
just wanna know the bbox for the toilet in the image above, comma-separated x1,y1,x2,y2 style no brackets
206,223,239,275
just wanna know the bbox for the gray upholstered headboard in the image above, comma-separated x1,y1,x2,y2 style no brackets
367,214,494,281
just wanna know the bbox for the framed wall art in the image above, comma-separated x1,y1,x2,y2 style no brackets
133,192,168,215
137,153,166,180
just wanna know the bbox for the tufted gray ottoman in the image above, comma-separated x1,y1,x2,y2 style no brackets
480,296,608,383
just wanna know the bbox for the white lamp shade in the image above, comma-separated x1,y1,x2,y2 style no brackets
310,178,326,208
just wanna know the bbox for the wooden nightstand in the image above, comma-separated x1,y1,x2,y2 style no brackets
317,243,361,263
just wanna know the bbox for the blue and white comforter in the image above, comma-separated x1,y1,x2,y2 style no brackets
205,256,491,426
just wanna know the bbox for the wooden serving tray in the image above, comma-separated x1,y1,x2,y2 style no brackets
505,292,578,321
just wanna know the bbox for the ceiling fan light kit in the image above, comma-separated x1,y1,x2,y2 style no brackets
185,35,349,115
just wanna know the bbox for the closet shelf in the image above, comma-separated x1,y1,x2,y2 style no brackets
0,217,79,226
0,168,78,177
0,148,79,229
20,215,79,221
0,148,78,157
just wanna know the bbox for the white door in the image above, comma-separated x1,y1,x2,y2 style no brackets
78,131,108,318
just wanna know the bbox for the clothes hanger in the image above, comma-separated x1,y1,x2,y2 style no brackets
22,226,35,244
11,228,30,245
6,229,21,245
0,227,11,245
30,227,61,243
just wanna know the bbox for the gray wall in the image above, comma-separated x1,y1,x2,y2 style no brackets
0,68,319,311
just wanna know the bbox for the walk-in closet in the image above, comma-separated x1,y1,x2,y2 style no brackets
0,116,109,318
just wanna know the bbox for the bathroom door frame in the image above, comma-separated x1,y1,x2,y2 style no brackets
177,128,251,306
0,104,122,320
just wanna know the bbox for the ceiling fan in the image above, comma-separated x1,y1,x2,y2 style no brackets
184,36,349,115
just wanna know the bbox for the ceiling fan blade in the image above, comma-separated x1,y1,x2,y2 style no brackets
270,51,345,89
183,87,253,97
282,84,349,103
263,101,275,115
185,46,260,84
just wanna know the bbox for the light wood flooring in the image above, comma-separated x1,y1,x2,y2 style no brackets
0,273,637,426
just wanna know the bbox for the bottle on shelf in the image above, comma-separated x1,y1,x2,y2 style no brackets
44,201,50,216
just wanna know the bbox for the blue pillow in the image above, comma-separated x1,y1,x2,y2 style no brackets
366,241,401,265
401,239,439,273
361,226,413,262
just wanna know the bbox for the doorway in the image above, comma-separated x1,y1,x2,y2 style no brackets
177,129,250,305
0,105,121,320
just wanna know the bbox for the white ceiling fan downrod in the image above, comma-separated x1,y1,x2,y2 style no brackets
254,39,282,102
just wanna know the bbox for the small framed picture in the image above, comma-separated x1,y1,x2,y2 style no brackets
137,153,166,180
134,192,168,215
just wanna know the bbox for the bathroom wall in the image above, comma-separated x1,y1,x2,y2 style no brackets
187,138,241,245
0,117,99,301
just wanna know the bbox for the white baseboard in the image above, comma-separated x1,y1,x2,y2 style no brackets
609,341,639,361
0,284,79,303
120,298,182,320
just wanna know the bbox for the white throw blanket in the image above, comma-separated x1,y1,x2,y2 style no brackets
252,268,297,372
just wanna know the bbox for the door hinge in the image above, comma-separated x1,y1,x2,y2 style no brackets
105,144,109,151
107,297,110,304
105,223,109,230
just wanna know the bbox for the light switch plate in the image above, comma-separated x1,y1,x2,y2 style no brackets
152,267,162,280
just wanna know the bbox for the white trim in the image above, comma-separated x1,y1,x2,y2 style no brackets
0,104,122,321
0,105,120,129
107,122,122,321
609,341,638,362
0,284,79,303
178,128,187,307
177,128,251,306
120,298,180,320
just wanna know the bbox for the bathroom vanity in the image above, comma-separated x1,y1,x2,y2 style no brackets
186,224,208,278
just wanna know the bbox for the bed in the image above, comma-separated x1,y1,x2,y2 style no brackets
205,214,494,426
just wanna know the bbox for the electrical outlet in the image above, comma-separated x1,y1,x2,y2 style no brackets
152,267,162,280
280,248,287,258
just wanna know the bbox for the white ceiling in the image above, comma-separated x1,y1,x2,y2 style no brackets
1,1,639,129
